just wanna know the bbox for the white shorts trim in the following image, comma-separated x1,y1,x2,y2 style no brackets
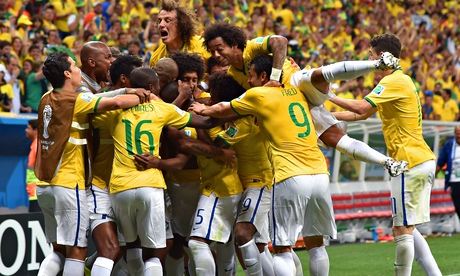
87,185,115,232
190,193,241,243
111,187,166,248
37,185,89,247
236,187,271,244
270,174,336,247
391,160,435,226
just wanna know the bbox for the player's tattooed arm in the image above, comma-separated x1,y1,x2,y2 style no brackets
134,152,190,171
179,138,236,166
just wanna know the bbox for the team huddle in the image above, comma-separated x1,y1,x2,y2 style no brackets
34,2,442,276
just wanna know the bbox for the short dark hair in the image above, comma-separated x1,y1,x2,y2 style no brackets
370,33,401,58
203,23,247,51
28,119,38,130
43,52,71,89
170,52,205,81
249,54,273,78
109,55,142,84
209,72,245,103
129,67,158,89
161,0,198,46
207,56,223,74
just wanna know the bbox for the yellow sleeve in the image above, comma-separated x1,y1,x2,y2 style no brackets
163,102,192,129
215,117,256,146
245,36,272,60
364,79,406,107
229,89,263,116
74,92,102,116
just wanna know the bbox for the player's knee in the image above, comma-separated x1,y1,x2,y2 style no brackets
393,225,414,237
234,222,256,246
303,236,324,250
272,246,291,254
98,238,121,260
66,246,87,260
169,235,186,259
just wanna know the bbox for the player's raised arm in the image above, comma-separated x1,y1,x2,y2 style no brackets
265,35,288,86
188,101,238,119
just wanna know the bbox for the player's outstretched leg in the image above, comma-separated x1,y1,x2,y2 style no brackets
413,229,441,276
304,236,329,276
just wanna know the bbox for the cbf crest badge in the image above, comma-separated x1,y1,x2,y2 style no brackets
42,105,52,139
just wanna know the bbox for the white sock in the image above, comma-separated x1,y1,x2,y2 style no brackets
308,246,329,276
37,251,64,276
62,258,85,276
91,257,114,276
239,239,262,276
166,255,185,276
112,257,129,276
273,252,295,276
188,239,215,276
413,229,442,276
394,234,414,276
321,60,378,82
184,246,197,276
126,248,144,276
260,251,275,276
336,135,387,165
215,240,236,276
292,250,304,276
144,257,162,275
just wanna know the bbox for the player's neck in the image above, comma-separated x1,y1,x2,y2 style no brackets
166,39,184,53
233,55,245,71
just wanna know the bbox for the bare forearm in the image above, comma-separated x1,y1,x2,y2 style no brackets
201,102,235,118
269,36,288,70
157,156,189,171
181,140,223,158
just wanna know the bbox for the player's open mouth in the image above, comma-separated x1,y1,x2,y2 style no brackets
160,30,169,40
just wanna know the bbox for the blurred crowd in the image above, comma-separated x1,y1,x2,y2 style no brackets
0,0,459,121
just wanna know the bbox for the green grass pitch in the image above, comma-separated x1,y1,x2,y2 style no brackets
235,234,460,275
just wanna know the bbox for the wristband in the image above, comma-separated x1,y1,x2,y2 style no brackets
270,68,282,81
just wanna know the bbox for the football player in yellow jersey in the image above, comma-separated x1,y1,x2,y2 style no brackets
149,0,210,67
106,67,218,275
209,73,275,276
330,34,441,276
203,23,408,179
35,52,150,276
190,54,335,276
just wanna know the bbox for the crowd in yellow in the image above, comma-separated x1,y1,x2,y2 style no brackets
0,0,459,121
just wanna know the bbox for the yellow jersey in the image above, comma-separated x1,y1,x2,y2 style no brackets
440,99,459,122
149,35,210,67
42,92,102,190
228,36,298,90
50,0,77,33
108,100,191,193
215,116,273,189
91,112,114,190
198,126,243,197
230,85,328,183
364,70,436,168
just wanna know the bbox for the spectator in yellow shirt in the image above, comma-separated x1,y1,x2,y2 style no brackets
422,90,441,120
440,89,459,121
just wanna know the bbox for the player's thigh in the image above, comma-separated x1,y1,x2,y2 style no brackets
111,189,137,244
303,174,337,239
236,186,271,241
54,186,89,247
87,185,116,233
168,181,201,237
270,177,310,247
191,193,241,243
310,105,339,138
391,160,435,227
136,187,166,249
36,186,57,243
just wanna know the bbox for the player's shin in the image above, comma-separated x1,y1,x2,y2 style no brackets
126,248,143,275
62,258,85,276
336,135,387,164
188,239,215,276
394,234,414,276
37,251,65,276
413,229,441,276
321,60,381,83
215,240,236,276
239,239,262,276
273,251,295,276
91,257,114,276
308,246,329,276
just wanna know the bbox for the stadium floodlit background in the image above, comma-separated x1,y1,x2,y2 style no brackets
0,0,460,275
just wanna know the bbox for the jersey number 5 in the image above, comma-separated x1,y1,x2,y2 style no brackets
288,102,311,138
122,119,154,155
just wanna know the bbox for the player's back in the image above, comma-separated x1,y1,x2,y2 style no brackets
109,100,191,193
364,70,435,168
232,85,328,183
